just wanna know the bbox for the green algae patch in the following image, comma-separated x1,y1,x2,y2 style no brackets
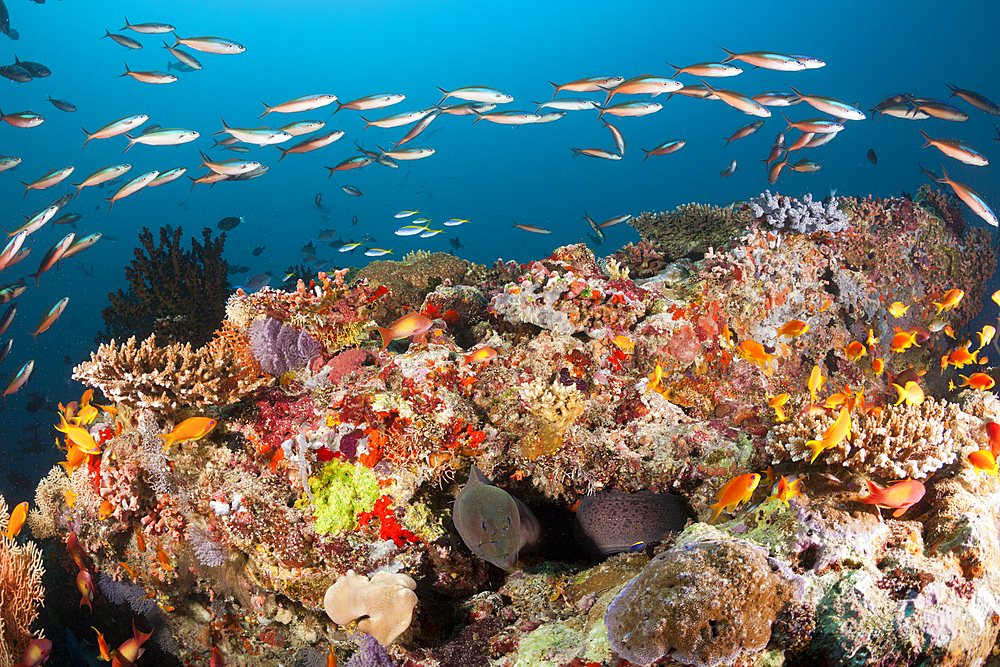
306,459,380,534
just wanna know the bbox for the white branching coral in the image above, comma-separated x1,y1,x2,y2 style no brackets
1,495,46,667
766,399,959,479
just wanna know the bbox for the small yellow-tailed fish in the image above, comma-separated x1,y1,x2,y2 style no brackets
708,473,761,523
959,373,995,391
933,288,965,315
158,416,217,451
843,341,867,361
461,347,498,366
976,325,996,350
93,626,112,661
969,449,999,477
888,301,909,317
806,406,851,463
738,340,777,372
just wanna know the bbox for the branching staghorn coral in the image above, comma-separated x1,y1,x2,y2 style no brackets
765,399,960,480
72,333,269,412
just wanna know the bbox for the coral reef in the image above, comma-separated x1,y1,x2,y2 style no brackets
627,202,754,261
36,191,1000,666
102,226,229,347
605,536,803,666
72,333,268,412
0,496,45,667
248,316,322,376
751,189,849,234
323,570,417,646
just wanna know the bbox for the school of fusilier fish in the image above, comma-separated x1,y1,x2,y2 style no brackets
2,6,999,413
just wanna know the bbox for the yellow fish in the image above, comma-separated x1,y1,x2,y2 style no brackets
977,325,996,351
871,358,885,375
767,475,803,507
98,500,114,520
969,449,998,477
933,288,964,316
646,361,664,394
611,335,634,354
893,380,925,406
806,406,851,463
461,347,498,366
866,328,879,347
993,288,1000,308
775,319,809,339
374,311,433,352
889,329,920,353
55,413,100,455
946,345,977,369
739,340,777,372
158,416,217,451
860,478,925,518
5,501,28,538
708,473,761,523
807,364,825,406
768,393,790,421
888,301,909,317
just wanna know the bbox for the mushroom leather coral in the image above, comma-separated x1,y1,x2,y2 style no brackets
323,570,417,646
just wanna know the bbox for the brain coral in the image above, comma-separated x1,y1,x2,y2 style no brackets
604,538,799,667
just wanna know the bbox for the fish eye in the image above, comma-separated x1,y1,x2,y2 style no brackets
481,521,487,531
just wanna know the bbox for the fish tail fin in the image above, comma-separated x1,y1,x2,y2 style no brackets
19,182,28,198
28,271,39,290
332,101,344,114
172,32,180,48
939,163,950,182
276,148,288,163
707,499,726,524
198,149,209,165
220,117,230,131
805,439,825,464
122,135,135,154
788,85,804,100
547,80,562,100
374,326,393,352
641,149,651,162
917,128,931,147
667,63,681,75
120,62,131,77
257,101,270,119
718,46,737,61
602,90,614,107
781,111,792,129
102,29,111,39
81,128,92,148
435,86,450,105
569,148,581,158
359,115,371,130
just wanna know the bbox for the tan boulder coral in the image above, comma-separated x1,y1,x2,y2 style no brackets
604,538,802,666
323,570,418,646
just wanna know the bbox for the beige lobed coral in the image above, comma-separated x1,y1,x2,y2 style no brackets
323,570,418,646
72,333,268,412
0,496,46,667
26,467,67,540
765,399,960,480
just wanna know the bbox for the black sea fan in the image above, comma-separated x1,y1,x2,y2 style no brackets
248,316,321,376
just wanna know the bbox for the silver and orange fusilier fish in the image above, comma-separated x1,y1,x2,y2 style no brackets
720,159,738,177
123,128,199,153
198,151,261,176
701,80,770,117
6,205,59,237
549,75,624,98
71,164,132,198
669,61,742,77
945,83,1000,116
512,222,551,234
20,166,74,197
82,114,148,147
172,33,245,54
596,101,662,122
916,129,988,166
106,171,160,210
641,139,685,161
32,297,69,340
102,29,142,49
3,359,34,403
375,146,435,161
278,120,326,135
276,131,344,161
61,233,102,260
324,156,374,176
788,86,865,120
601,75,682,105
147,167,188,187
724,119,765,146
216,119,291,145
360,109,430,130
259,93,338,117
719,47,805,71
28,234,75,289
782,114,843,134
569,147,621,160
120,63,178,84
438,85,513,104
472,110,539,125
937,164,998,227
335,92,405,113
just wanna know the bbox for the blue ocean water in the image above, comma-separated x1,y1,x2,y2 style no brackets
1,0,999,501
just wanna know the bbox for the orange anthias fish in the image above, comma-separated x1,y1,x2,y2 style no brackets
77,567,95,612
739,340,777,373
111,620,153,667
211,647,228,667
98,499,115,520
158,416,217,451
977,325,997,351
461,346,498,365
768,393,790,421
708,473,761,523
807,364,825,406
959,373,996,391
890,329,920,353
156,547,174,571
374,311,433,352
56,413,101,454
844,341,867,362
893,380,925,406
67,531,86,569
860,478,926,518
806,406,851,463
871,358,885,375
5,500,28,538
93,626,112,661
933,288,964,316
15,638,52,667
612,335,635,354
888,301,909,317
775,319,809,339
987,422,1000,458
946,345,978,369
969,449,998,477
767,475,804,507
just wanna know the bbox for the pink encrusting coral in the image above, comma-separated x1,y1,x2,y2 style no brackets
33,191,1000,665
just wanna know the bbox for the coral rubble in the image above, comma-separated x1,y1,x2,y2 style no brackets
43,191,1000,666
